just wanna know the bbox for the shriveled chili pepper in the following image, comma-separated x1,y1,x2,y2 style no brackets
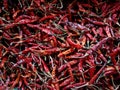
67,37,82,49
11,73,21,89
81,37,113,58
104,66,120,76
64,82,88,90
104,26,112,37
86,55,96,78
41,58,50,74
89,63,106,84
0,56,8,68
58,60,77,72
58,48,74,57
27,24,55,35
85,17,106,26
59,78,72,87
39,15,56,22
66,62,74,82
97,50,107,62
3,0,8,10
33,47,61,56
12,10,21,19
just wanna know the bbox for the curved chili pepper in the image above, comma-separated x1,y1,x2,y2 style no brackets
67,37,82,49
58,48,74,57
89,63,106,84
59,78,72,87
80,37,113,58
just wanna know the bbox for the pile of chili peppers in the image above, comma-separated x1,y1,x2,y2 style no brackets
0,0,120,90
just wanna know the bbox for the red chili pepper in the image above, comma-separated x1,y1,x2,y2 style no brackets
85,17,106,26
17,19,37,25
39,15,56,22
66,63,74,82
27,24,55,35
86,33,96,42
18,79,22,88
58,48,74,57
22,26,31,36
58,60,77,72
104,66,120,76
0,45,3,58
0,56,8,68
110,47,120,65
81,37,113,58
33,47,60,56
104,26,112,37
91,27,97,35
12,10,21,19
97,27,104,37
0,18,4,24
81,4,92,8
22,77,28,86
1,23,16,30
67,37,82,49
97,50,107,62
86,55,96,78
41,58,50,74
92,0,99,5
33,0,41,7
11,73,21,89
3,0,8,10
60,78,72,87
58,14,70,24
64,82,88,90
54,78,60,90
89,63,106,84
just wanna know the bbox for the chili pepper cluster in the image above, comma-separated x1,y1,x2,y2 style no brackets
0,0,120,90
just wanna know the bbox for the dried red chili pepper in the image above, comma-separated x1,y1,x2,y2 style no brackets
59,78,72,87
0,0,120,89
89,63,106,84
58,48,74,57
81,37,113,58
67,37,82,49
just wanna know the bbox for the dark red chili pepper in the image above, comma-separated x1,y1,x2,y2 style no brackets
17,19,38,25
67,37,82,49
33,0,41,7
0,56,8,68
104,26,112,37
104,66,120,76
27,24,55,35
11,73,21,89
110,47,120,65
1,23,16,30
89,63,106,84
33,47,61,56
58,48,74,57
12,10,21,19
86,55,96,78
66,63,74,82
81,37,113,58
39,15,56,22
60,78,72,87
58,60,77,72
3,0,8,10
41,58,50,74
97,50,107,62
91,27,97,35
64,82,88,90
85,17,106,26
